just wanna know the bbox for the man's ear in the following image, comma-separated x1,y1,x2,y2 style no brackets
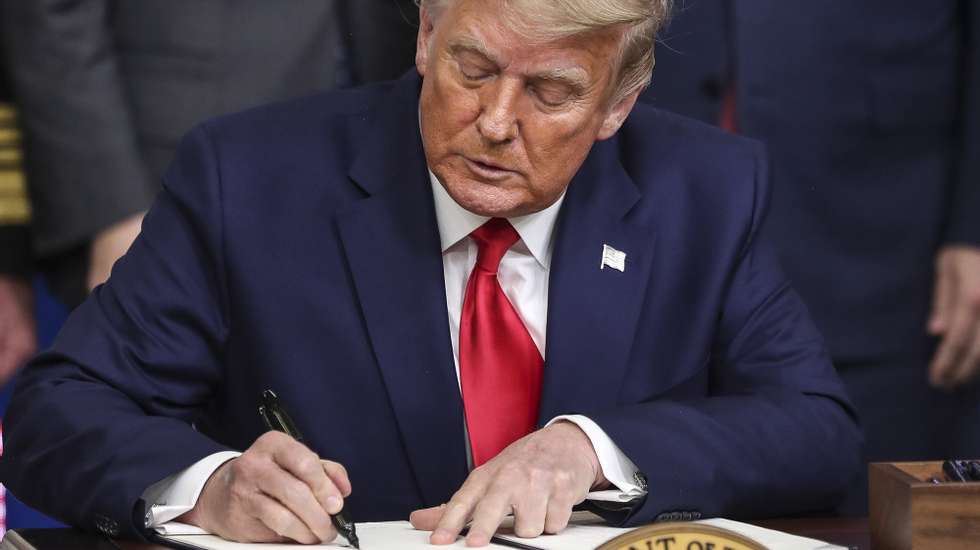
597,90,641,141
416,5,436,77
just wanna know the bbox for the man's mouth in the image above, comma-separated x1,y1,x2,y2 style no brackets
463,156,516,181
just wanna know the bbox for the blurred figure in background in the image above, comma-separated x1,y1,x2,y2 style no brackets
0,47,32,387
341,0,419,84
0,33,36,535
644,1,980,513
0,0,413,311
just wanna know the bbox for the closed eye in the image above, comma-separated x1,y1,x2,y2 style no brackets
452,49,497,82
530,81,579,108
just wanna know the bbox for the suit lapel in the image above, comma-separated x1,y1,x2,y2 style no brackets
539,137,658,421
337,74,468,507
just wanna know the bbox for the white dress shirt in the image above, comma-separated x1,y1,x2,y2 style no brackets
142,173,645,528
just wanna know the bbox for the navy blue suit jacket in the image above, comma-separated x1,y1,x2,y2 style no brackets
643,0,980,360
0,73,861,538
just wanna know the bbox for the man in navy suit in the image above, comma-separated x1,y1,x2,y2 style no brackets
0,0,862,545
641,0,980,513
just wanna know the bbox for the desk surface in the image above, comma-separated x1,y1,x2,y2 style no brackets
1,518,872,550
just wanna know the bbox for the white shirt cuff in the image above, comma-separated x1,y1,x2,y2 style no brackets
547,415,647,503
142,451,242,527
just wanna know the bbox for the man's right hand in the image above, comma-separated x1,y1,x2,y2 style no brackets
179,431,352,544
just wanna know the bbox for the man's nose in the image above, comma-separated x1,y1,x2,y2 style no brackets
476,78,520,144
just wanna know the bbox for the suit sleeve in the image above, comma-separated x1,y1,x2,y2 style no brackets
588,143,863,525
944,1,980,245
0,125,231,538
0,0,156,257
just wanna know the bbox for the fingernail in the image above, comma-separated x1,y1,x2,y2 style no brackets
326,495,342,513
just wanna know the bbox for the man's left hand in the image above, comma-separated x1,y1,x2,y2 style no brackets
928,245,980,388
409,421,608,547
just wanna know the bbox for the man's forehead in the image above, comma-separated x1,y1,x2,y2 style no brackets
444,21,608,84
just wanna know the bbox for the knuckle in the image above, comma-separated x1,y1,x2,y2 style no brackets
514,522,543,538
266,508,291,535
295,453,320,473
234,454,266,478
551,468,575,489
499,462,527,481
544,516,569,534
528,465,550,483
228,481,252,504
449,488,475,506
441,506,473,527
468,464,491,483
446,498,471,516
256,430,285,447
282,480,306,506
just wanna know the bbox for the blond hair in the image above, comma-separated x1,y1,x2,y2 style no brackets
417,0,673,104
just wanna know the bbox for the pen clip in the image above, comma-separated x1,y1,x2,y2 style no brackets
259,389,305,443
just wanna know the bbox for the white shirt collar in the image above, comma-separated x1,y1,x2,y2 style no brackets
429,171,565,269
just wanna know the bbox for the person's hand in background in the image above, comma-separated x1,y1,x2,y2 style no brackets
179,431,352,544
928,245,980,388
86,212,144,290
0,275,35,384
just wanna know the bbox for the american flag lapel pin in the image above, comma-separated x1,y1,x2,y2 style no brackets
600,244,626,272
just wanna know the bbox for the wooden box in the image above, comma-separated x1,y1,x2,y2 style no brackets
869,461,980,550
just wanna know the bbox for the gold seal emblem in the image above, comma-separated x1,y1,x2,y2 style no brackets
597,522,769,550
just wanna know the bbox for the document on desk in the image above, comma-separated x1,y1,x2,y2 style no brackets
154,512,845,550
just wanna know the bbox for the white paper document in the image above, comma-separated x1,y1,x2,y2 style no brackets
156,512,846,550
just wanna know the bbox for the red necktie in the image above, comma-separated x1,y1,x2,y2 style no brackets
459,218,544,466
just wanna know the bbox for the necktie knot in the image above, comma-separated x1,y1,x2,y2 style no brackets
470,218,519,273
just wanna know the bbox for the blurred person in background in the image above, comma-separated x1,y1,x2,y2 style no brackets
0,0,418,376
643,0,980,513
0,41,32,387
1,0,416,310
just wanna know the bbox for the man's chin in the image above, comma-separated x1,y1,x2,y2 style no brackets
451,190,531,218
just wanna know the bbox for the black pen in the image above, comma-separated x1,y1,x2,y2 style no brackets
259,390,360,549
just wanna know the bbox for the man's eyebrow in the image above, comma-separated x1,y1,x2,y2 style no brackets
447,36,499,65
529,67,590,92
